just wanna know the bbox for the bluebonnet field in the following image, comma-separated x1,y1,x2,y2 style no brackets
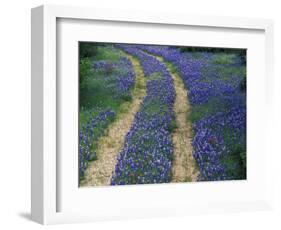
111,45,175,185
136,45,246,181
79,44,136,180
79,42,246,185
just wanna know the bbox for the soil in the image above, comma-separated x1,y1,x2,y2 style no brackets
154,55,199,182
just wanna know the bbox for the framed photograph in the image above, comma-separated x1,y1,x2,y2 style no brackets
31,5,274,225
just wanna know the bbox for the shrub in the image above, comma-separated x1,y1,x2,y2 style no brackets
80,42,99,58
79,58,91,87
240,77,246,92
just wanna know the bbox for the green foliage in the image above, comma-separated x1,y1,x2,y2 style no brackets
212,54,235,65
200,58,246,88
148,72,162,81
89,152,98,161
179,46,246,64
79,42,115,59
185,50,247,180
165,62,178,74
240,77,247,92
240,151,247,169
190,98,224,123
221,127,247,179
190,52,203,59
94,45,122,61
80,45,127,110
168,114,177,133
183,176,192,182
80,58,91,79
179,46,198,53
217,66,246,81
144,101,164,115
80,42,99,58
121,93,132,102
79,44,138,152
79,58,91,88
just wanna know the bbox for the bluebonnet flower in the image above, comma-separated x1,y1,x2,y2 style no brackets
111,46,175,185
135,44,246,181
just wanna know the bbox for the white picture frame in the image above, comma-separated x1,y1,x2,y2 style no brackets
31,4,274,225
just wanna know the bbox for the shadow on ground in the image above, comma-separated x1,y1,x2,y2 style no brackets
18,212,32,221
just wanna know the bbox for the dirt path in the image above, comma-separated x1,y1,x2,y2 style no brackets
80,53,146,187
153,55,199,182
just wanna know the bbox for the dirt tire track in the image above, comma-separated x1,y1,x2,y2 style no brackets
153,55,199,182
80,52,146,187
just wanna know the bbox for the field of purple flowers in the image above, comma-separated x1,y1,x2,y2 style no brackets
111,45,175,185
79,42,246,185
135,44,246,181
79,45,136,180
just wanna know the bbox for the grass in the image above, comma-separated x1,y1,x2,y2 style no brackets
150,50,246,181
93,45,123,61
212,53,236,65
190,52,246,123
200,65,246,86
148,72,163,81
220,127,246,179
190,52,204,59
79,44,138,174
80,45,133,113
168,114,177,133
190,97,225,122
215,66,246,82
189,51,246,180
80,51,148,186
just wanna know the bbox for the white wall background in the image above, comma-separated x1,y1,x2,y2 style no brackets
0,0,280,229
